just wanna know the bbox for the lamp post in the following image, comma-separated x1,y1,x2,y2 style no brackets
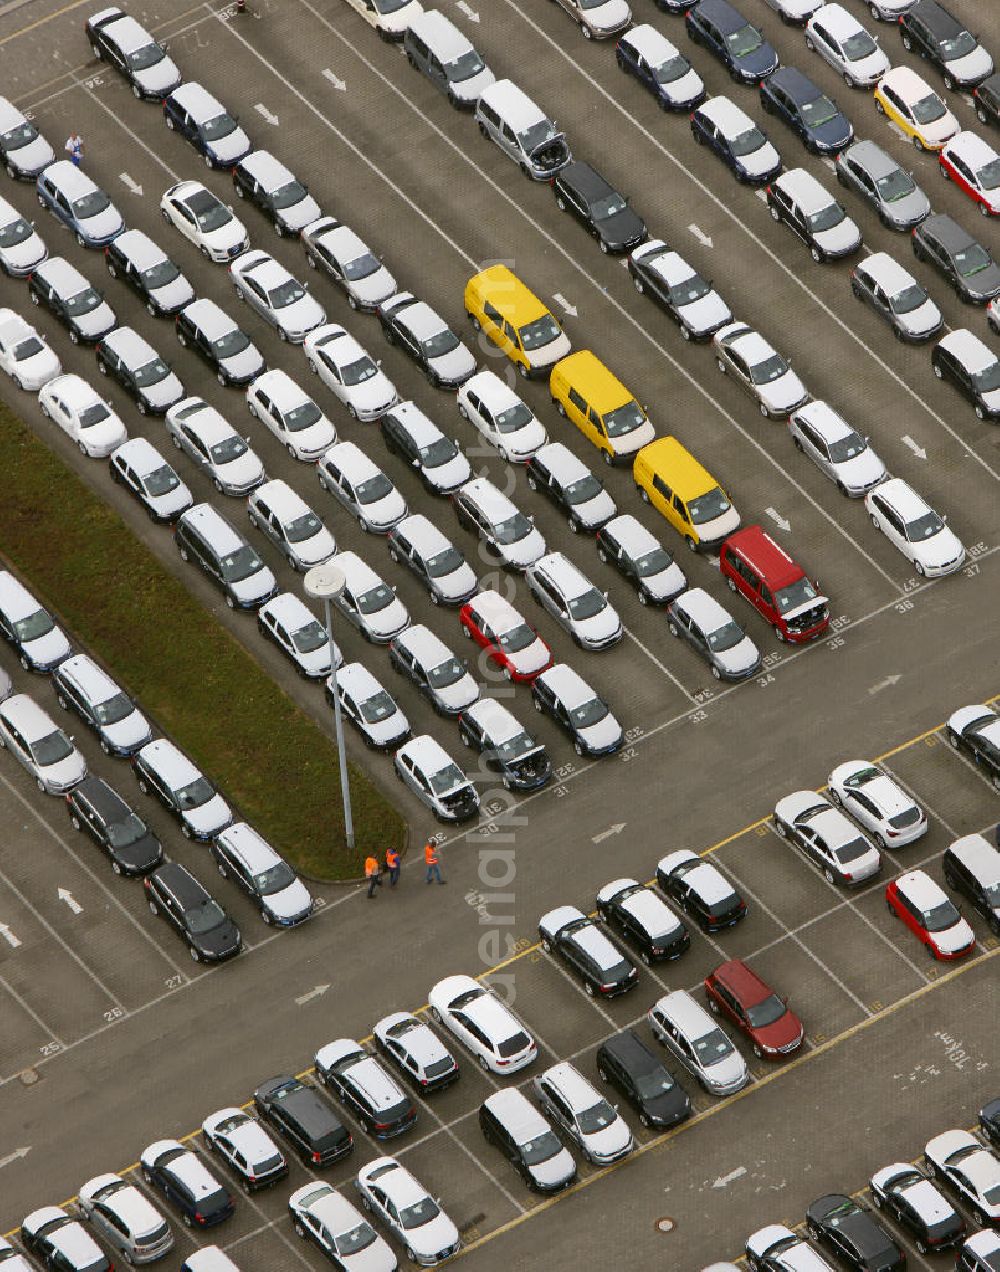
304,563,354,853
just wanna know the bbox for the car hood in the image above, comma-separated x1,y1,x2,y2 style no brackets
914,526,965,570
814,216,862,255
291,528,337,566
916,111,959,148
229,564,277,606
342,1237,398,1272
714,634,761,677
501,525,547,569
961,260,1000,301
375,0,423,34
755,1011,804,1052
429,342,477,385
202,218,248,256
362,488,406,530
40,750,88,790
1,232,46,273
408,1212,460,1261
296,642,336,678
642,559,687,601
264,876,313,923
147,480,192,519
811,115,854,152
579,712,623,752
349,266,397,309
13,135,54,175
609,418,655,458
217,449,265,488
80,414,127,455
645,1084,692,1124
365,597,409,639
600,206,647,249
206,126,251,164
947,45,993,86
449,65,496,105
933,917,975,954
79,204,124,240
435,671,479,712
180,793,232,838
704,1050,748,1090
575,489,617,528
737,141,781,179
510,637,550,676
849,48,890,84
348,371,397,415
679,290,731,336
664,67,705,106
134,56,181,96
276,193,322,233
757,368,808,413
197,918,241,957
696,504,741,547
527,329,572,370
286,418,336,459
584,0,630,29
583,1118,632,1159
72,299,117,339
883,184,930,226
529,1145,577,1189
142,370,184,409
504,418,548,460
17,345,62,388
576,605,623,645
734,44,779,79
896,296,941,338
219,343,265,380
360,705,410,747
102,711,152,753
24,625,71,668
434,561,478,602
115,831,162,873
277,292,326,335
835,449,886,493
426,452,472,492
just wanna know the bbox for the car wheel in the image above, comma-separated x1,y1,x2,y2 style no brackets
633,274,644,294
216,858,228,878
234,287,246,304
875,98,885,116
639,486,650,503
111,861,124,877
668,621,679,637
759,401,769,417
165,115,175,130
76,232,87,248
568,516,581,534
477,1054,491,1073
555,195,566,211
541,937,551,953
602,449,613,466
580,21,592,37
810,246,822,264
214,477,225,494
752,1042,763,1059
70,813,82,831
685,536,697,552
716,357,727,375
980,201,993,218
148,899,158,915
36,777,46,793
138,777,149,794
869,513,880,531
914,560,925,577
707,996,719,1015
182,822,194,839
584,981,595,996
574,739,585,757
217,370,228,387
711,665,722,680
599,239,609,254
977,105,989,125
189,946,201,963
203,153,214,168
823,868,835,884
913,135,924,152
774,818,787,838
406,1247,419,1265
4,162,17,180
99,737,111,756
533,697,543,713
976,1209,989,1227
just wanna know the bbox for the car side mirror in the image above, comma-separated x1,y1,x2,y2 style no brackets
528,514,535,523
226,203,234,212
376,358,383,367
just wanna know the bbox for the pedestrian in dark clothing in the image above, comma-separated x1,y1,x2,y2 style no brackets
385,846,400,887
365,855,381,899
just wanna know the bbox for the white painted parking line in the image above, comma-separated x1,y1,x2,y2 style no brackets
69,72,180,181
879,761,961,840
540,949,619,1031
495,0,1000,490
0,971,63,1048
623,627,696,703
420,1095,527,1216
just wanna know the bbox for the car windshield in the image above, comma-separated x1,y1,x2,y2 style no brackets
13,336,43,360
520,1130,562,1165
726,25,762,57
973,362,1000,393
497,732,536,761
428,657,465,689
746,993,787,1028
494,402,534,434
13,609,53,641
269,179,307,210
570,697,608,729
210,436,248,465
604,402,646,438
567,588,606,621
494,513,533,545
498,623,535,653
285,512,322,543
356,473,393,504
140,259,180,291
834,838,871,864
564,475,603,505
842,30,877,61
94,692,134,725
920,898,961,932
634,547,673,577
688,487,731,525
941,31,976,60
730,127,766,158
670,272,710,307
976,160,1000,192
774,578,819,614
357,584,394,615
62,286,103,316
145,464,180,495
292,620,327,653
176,776,215,808
419,437,458,467
212,329,251,358
285,400,322,431
447,49,485,82
0,217,33,248
360,690,396,723
134,357,171,387
269,278,306,309
335,1223,377,1256
912,92,946,125
706,621,744,652
0,121,37,150
827,430,867,463
422,327,460,359
201,112,238,141
73,190,111,219
654,56,690,85
221,545,264,582
520,314,561,351
255,861,296,894
399,1197,440,1230
107,813,148,849
342,250,380,281
375,0,412,10
876,167,915,202
808,202,845,233
635,1070,675,1099
429,763,465,795
190,192,232,231
341,356,377,385
591,191,628,220
187,899,227,934
693,1029,734,1062
750,352,789,385
955,244,992,278
426,547,464,578
904,510,944,541
578,1099,618,1134
32,729,73,765
889,283,927,315
802,95,839,128
127,42,166,70
78,402,111,428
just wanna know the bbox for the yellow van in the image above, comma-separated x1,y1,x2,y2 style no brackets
632,437,741,552
550,350,654,466
464,264,571,378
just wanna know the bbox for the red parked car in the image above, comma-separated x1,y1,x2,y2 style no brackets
938,133,1000,219
459,589,551,683
703,959,803,1060
719,525,828,644
885,870,976,961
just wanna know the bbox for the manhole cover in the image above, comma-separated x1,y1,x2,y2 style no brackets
655,1217,676,1234
19,1068,39,1086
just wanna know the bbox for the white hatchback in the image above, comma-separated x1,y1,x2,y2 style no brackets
458,369,547,463
39,373,127,457
0,694,87,793
828,759,927,847
865,477,965,577
304,325,398,422
246,368,337,461
0,308,60,390
428,974,537,1073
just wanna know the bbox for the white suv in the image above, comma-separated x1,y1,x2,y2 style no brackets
165,397,266,496
317,441,407,534
246,369,336,461
457,369,547,463
327,550,410,643
534,1062,633,1164
429,974,537,1073
0,694,87,793
247,478,335,571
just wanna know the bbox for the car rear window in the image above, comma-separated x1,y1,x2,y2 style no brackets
497,1030,530,1058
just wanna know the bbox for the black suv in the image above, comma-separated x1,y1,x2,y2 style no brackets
538,907,637,998
912,213,1000,304
656,851,747,932
140,1142,234,1229
596,1030,691,1130
85,7,181,100
174,299,264,388
253,1076,353,1166
314,1041,417,1140
551,162,647,255
759,66,853,155
931,329,1000,421
479,1089,576,1192
974,73,1000,128
66,776,162,876
28,256,116,345
379,402,469,495
942,835,1000,934
144,862,241,963
806,1195,906,1272
899,0,994,91
685,0,778,85
595,879,689,963
105,229,194,318
979,1099,1000,1149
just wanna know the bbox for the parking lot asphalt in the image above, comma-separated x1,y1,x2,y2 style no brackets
0,0,999,1267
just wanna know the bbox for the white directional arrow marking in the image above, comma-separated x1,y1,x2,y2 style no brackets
0,922,20,948
57,888,82,916
901,434,927,460
295,984,330,1006
553,292,577,317
119,172,143,196
0,1147,31,1169
688,224,713,249
765,506,791,533
322,69,347,92
712,1166,747,1189
868,674,901,696
254,103,279,126
592,823,626,844
456,1,480,21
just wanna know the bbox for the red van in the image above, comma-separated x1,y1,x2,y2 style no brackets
719,525,828,643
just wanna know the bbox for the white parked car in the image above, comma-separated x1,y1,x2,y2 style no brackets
77,1173,174,1264
317,441,407,534
301,215,397,311
110,437,193,523
20,1208,111,1272
925,1130,1000,1226
0,1235,34,1272
0,308,60,390
247,478,336,571
246,368,337,462
713,321,809,418
0,192,46,277
160,179,249,263
0,694,87,793
258,591,340,680
457,369,547,462
355,1158,459,1267
38,374,127,458
648,990,749,1096
327,550,410,644
534,1062,633,1164
760,0,826,22
773,790,882,885
805,4,889,88
452,477,546,571
387,515,477,606
165,397,266,496
373,1011,458,1091
231,249,326,343
428,973,537,1073
867,1162,965,1256
828,759,927,847
289,1182,396,1271
788,400,887,497
746,1224,834,1272
201,1106,288,1192
865,477,965,577
304,324,398,421
394,734,479,821
331,661,411,751
340,0,423,40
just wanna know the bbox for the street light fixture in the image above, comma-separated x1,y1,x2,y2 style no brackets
304,563,354,852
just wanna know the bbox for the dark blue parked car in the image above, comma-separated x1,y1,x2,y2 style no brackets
616,24,705,111
36,161,123,248
691,96,783,185
162,82,251,170
139,1139,235,1228
685,0,779,85
760,65,853,154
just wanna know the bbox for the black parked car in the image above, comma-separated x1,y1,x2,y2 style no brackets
685,0,778,85
143,862,241,963
870,1163,966,1254
105,229,194,318
912,214,1000,304
457,698,551,792
806,1195,906,1272
615,26,705,112
66,776,162,876
85,6,181,99
314,1040,417,1140
947,704,1000,788
551,161,647,255
899,0,994,92
979,1099,1000,1149
943,835,1000,933
596,1030,691,1130
253,1076,353,1167
174,298,265,388
759,66,853,154
27,256,116,345
931,329,1000,421
974,73,1000,128
538,905,638,998
656,849,747,932
595,878,690,963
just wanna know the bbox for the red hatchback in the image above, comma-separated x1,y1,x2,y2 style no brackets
885,870,976,961
704,959,804,1060
459,589,551,683
719,525,828,644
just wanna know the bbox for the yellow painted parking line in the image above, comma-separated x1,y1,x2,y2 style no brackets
0,0,92,45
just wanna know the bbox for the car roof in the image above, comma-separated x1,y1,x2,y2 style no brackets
695,0,748,34
698,95,753,136
458,476,518,519
182,297,235,338
236,149,294,189
42,160,100,199
178,502,244,552
57,652,118,703
478,78,547,130
462,368,522,411
0,96,29,131
466,588,522,632
398,732,455,774
723,526,805,590
336,660,384,701
180,1247,241,1272
261,590,317,631
0,693,60,743
34,255,89,294
311,325,364,364
947,130,1000,169
622,23,680,62
603,513,659,556
462,696,522,744
252,477,309,520
214,821,282,872
43,374,102,409
535,662,595,709
673,586,733,631
895,869,949,913
251,368,311,410
0,570,45,622
792,400,855,443
813,2,863,37
656,989,715,1035
843,139,898,178
302,1185,363,1231
72,775,129,821
325,439,379,481
483,1087,550,1137
768,66,823,105
535,441,590,483
774,167,836,215
102,325,159,365
938,327,995,374
169,81,226,119
152,861,207,907
636,243,698,287
967,1230,1000,1257
112,228,167,271
366,1158,426,1207
947,834,1000,886
599,1028,660,1073
408,8,474,56
392,296,445,341
881,64,938,105
385,400,441,445
718,322,777,365
171,398,234,443
234,250,294,290
712,958,772,1007
922,213,975,252
394,513,450,555
857,251,918,295
910,0,964,39
395,623,451,666
531,551,590,596
542,1062,601,1110
138,737,200,787
873,477,931,520
559,161,614,201
331,549,381,591
376,1011,451,1064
